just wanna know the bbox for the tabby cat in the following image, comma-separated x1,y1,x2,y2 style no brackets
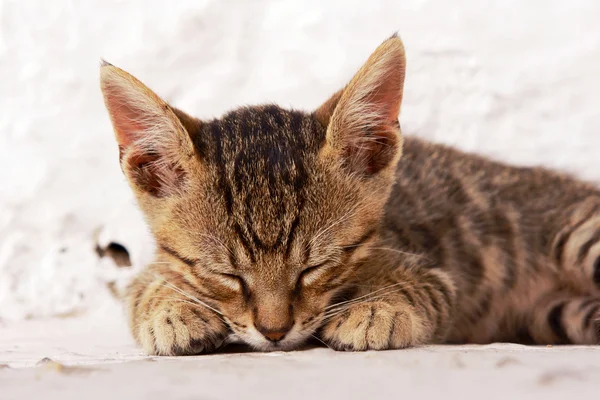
100,34,600,355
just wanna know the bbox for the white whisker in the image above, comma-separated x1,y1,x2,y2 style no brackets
310,334,334,350
151,272,225,317
368,246,431,261
324,281,410,310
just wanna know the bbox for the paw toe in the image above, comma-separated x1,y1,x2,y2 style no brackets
136,305,226,356
322,301,413,351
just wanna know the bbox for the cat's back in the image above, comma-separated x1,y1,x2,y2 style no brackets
384,136,599,261
377,136,599,343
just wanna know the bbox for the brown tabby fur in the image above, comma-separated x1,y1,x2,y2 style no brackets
100,34,600,355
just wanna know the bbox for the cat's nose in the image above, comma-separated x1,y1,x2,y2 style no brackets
256,325,291,342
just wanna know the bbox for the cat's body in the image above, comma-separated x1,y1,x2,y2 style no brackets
384,137,600,345
100,35,600,355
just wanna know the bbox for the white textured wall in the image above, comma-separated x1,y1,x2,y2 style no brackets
1,0,599,320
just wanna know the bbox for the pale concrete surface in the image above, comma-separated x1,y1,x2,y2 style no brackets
2,306,600,399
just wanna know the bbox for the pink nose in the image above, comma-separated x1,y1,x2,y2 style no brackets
256,326,291,342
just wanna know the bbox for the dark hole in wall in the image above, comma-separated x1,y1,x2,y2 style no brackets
95,241,132,268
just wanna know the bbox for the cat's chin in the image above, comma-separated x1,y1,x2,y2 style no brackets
251,340,304,352
236,328,312,352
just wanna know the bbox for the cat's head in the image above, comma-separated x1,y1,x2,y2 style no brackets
100,35,406,350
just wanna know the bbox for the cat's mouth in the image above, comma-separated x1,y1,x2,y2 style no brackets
232,323,315,352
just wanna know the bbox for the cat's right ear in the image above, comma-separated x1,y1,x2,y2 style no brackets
315,35,406,177
100,62,198,197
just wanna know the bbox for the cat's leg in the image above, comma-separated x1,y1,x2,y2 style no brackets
319,266,456,351
550,196,600,293
126,267,229,356
527,293,600,344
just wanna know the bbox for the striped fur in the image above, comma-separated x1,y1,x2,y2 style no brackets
101,35,600,355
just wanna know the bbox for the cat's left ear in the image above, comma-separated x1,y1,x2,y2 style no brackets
100,62,198,197
315,34,406,176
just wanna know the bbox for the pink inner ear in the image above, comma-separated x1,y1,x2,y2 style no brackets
366,71,403,124
103,89,149,150
103,84,158,162
114,116,146,163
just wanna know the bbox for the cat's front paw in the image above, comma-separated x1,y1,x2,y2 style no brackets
320,301,414,351
135,301,228,356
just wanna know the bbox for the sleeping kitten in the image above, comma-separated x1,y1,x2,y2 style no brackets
100,34,600,355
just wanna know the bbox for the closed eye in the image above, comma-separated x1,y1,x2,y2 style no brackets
297,261,329,286
218,273,248,295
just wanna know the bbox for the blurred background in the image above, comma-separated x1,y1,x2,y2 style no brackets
1,0,599,322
